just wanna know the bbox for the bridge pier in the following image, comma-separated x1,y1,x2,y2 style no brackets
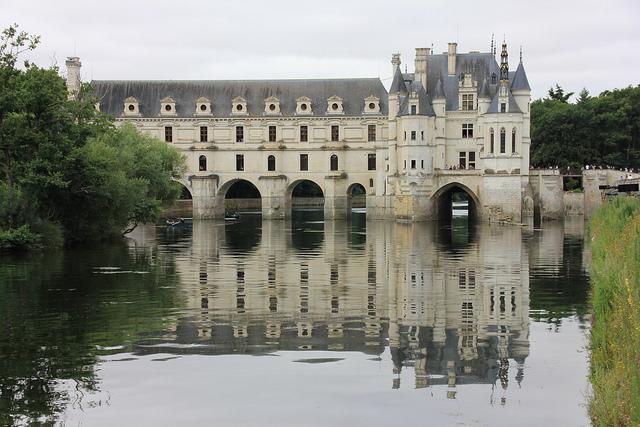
323,176,348,220
260,175,288,220
191,175,219,219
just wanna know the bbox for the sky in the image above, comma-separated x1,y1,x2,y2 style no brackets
1,0,638,100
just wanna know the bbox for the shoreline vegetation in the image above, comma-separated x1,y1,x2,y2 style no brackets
588,196,640,426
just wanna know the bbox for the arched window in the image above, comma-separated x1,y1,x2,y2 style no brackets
267,155,276,171
500,128,506,154
330,154,339,171
199,155,207,171
490,128,495,154
512,128,517,153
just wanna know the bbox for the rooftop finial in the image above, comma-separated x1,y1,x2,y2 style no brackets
491,33,494,56
519,45,523,64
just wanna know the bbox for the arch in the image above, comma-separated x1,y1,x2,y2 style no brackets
287,179,324,218
267,155,276,171
500,127,506,153
166,179,193,218
431,182,480,222
330,154,339,171
217,178,262,215
198,155,207,171
347,182,367,215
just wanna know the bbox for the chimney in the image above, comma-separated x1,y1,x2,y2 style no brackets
414,48,430,89
65,57,81,100
391,53,401,75
447,43,457,75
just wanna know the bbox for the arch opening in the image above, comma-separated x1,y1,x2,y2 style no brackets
163,181,193,219
347,183,367,217
288,179,324,220
222,179,262,216
433,183,478,223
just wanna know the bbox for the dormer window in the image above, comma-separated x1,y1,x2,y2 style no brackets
195,97,212,116
410,104,417,115
232,96,248,115
364,95,380,114
123,96,140,116
296,96,312,115
327,95,344,115
160,97,176,116
461,94,475,111
491,73,497,84
264,96,281,115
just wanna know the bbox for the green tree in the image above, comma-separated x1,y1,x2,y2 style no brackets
547,84,574,103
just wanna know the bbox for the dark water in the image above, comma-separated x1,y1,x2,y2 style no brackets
0,213,591,426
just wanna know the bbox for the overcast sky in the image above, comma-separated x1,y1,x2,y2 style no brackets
1,0,638,100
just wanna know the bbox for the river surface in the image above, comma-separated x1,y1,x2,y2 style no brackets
0,213,592,426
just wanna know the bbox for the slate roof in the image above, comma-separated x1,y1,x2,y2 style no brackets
398,81,435,116
510,62,531,91
91,78,388,118
389,67,408,95
486,91,522,114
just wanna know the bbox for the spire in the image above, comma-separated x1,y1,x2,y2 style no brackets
478,77,491,99
519,45,523,64
511,61,531,91
500,39,509,82
490,33,495,56
389,66,408,95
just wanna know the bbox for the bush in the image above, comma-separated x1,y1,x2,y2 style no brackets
0,225,42,250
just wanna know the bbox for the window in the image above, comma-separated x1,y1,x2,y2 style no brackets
300,154,308,171
491,73,497,84
490,128,495,153
368,154,376,170
500,102,506,113
410,131,416,140
369,178,374,188
199,155,207,171
468,152,476,169
330,154,339,171
410,105,417,115
411,160,416,169
512,128,516,153
500,128,506,153
459,152,466,169
404,131,406,141
421,131,424,140
236,154,244,171
200,126,208,142
404,160,407,169
462,123,474,138
164,126,172,143
368,125,376,142
421,160,424,169
267,155,276,171
268,125,276,142
462,94,474,110
236,126,244,143
300,125,308,142
331,125,339,142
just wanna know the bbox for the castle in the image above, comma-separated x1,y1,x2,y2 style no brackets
73,40,532,221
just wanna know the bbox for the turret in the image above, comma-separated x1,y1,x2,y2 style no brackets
511,51,531,113
65,57,81,100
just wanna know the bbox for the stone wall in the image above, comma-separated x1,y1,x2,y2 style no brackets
563,192,585,216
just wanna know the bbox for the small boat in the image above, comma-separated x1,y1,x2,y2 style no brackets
166,218,185,227
225,211,240,220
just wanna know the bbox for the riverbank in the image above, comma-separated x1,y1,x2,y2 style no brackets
589,196,640,426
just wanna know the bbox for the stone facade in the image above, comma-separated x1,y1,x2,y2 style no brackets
83,40,532,221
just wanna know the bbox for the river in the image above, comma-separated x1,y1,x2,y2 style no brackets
0,212,591,426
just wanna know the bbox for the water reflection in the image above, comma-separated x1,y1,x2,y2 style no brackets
0,214,591,425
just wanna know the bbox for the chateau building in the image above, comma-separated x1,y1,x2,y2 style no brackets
75,40,531,221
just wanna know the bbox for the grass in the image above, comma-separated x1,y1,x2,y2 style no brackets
588,196,640,426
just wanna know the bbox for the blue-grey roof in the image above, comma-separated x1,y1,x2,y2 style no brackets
510,62,531,91
389,67,408,95
486,90,522,114
478,78,491,99
91,78,388,117
397,81,435,116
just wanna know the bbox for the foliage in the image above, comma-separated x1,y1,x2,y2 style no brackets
588,196,640,426
531,85,640,170
0,24,185,249
0,224,41,250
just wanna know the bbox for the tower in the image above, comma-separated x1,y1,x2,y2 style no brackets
65,57,82,100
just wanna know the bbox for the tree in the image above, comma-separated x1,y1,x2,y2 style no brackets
577,88,590,104
547,84,574,103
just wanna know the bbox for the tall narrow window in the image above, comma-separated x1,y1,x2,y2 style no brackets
199,155,207,171
459,152,466,169
411,160,416,169
368,154,376,170
468,152,476,169
490,128,495,154
512,128,516,153
331,125,339,142
410,131,416,140
236,154,244,171
164,126,173,143
300,125,308,142
500,102,506,113
421,131,424,140
236,126,244,143
404,131,407,141
330,154,339,171
500,128,506,153
300,154,308,171
368,124,376,142
200,126,208,142
462,123,474,138
410,105,417,115
268,125,276,142
267,155,276,171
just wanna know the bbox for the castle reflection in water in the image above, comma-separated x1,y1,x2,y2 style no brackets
144,214,549,395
